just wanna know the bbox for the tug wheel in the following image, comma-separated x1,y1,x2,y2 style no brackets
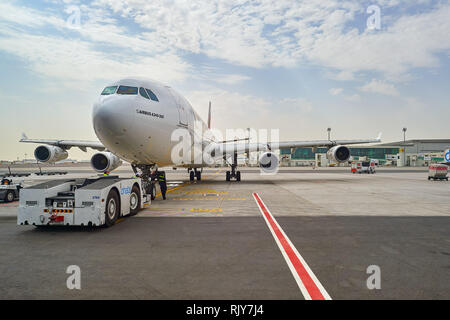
129,184,141,216
5,191,14,202
105,189,119,227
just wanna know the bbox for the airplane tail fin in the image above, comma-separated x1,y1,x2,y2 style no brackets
208,101,211,129
21,132,28,141
376,132,383,141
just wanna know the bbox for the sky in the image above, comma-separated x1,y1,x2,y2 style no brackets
0,0,449,160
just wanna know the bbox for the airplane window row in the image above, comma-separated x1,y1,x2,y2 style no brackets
101,85,159,102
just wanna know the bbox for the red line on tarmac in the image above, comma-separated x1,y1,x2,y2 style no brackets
253,192,331,300
0,201,18,207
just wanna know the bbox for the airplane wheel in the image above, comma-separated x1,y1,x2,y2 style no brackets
236,171,241,182
190,170,195,182
129,184,141,216
196,171,201,181
105,189,119,227
226,171,231,181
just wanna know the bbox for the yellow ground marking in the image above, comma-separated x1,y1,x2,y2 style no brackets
154,183,189,198
190,208,223,212
184,191,228,194
153,169,223,198
142,208,184,211
201,168,225,179
173,198,247,201
115,218,125,224
173,198,219,201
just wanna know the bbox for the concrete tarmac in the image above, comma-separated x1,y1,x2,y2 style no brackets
0,166,449,299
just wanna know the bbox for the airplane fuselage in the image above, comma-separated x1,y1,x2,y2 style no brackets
93,78,207,167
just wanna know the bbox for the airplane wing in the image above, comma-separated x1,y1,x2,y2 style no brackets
219,133,382,155
19,133,106,152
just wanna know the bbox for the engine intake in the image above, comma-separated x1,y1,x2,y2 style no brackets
327,145,351,163
34,145,68,163
259,152,279,174
91,152,122,173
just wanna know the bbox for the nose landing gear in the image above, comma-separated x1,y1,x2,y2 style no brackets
132,163,155,198
226,153,241,182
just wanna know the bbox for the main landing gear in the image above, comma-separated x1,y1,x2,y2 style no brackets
226,153,241,182
189,168,202,181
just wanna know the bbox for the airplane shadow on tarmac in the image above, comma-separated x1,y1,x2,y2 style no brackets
189,178,355,185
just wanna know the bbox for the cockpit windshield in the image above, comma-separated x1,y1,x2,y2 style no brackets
101,86,117,95
117,85,138,95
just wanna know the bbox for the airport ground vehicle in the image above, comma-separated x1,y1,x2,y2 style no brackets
0,178,23,202
18,176,149,227
1,166,30,177
351,161,376,174
428,164,448,181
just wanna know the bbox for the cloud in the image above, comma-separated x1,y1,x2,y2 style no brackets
344,93,361,102
1,0,449,85
0,29,192,88
279,98,313,113
0,0,449,161
325,70,355,81
214,74,251,85
0,2,65,28
330,88,344,95
185,88,313,133
359,79,399,96
91,0,450,81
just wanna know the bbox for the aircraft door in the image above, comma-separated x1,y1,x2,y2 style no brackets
167,87,188,126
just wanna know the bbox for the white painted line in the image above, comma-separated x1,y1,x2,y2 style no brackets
253,192,331,300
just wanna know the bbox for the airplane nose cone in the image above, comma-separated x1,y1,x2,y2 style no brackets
92,98,127,140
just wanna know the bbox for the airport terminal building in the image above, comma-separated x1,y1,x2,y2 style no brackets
279,139,450,167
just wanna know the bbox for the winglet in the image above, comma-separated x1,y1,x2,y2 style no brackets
208,101,211,129
21,132,28,141
376,132,382,141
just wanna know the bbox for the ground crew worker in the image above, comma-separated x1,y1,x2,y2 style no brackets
157,170,167,200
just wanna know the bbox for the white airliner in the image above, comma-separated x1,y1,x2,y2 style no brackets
20,77,381,183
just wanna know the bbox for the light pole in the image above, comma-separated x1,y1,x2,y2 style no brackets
327,127,331,141
402,127,407,144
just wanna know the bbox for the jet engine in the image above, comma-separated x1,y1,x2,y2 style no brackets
90,152,122,173
34,145,68,163
259,152,279,174
327,145,351,163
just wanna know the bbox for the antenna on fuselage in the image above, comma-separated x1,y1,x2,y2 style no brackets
208,101,211,129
